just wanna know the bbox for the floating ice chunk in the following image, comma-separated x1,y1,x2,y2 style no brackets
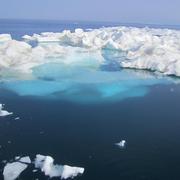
115,140,126,149
0,104,13,117
0,34,12,42
3,157,30,180
61,165,85,179
34,154,84,179
3,156,31,180
14,117,20,120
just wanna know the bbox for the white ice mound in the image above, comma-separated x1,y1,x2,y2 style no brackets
22,26,180,76
115,140,126,149
34,154,84,179
2,26,180,76
0,104,13,117
0,34,12,42
3,156,31,180
0,39,104,75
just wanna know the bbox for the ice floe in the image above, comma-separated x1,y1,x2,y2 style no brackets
0,104,13,117
2,155,84,180
3,156,31,180
34,154,84,179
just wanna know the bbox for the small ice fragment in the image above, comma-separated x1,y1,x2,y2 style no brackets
22,34,35,41
33,169,38,172
14,117,20,120
115,140,126,149
0,104,13,117
15,156,20,160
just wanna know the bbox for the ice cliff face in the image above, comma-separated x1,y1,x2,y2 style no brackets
1,26,180,76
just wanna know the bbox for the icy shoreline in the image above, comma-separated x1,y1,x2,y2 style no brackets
1,26,180,76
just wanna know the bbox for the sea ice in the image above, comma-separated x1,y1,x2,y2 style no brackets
3,155,84,180
3,156,31,180
20,26,180,77
0,104,13,117
19,156,31,164
0,26,179,103
0,34,12,42
34,154,84,179
3,162,28,180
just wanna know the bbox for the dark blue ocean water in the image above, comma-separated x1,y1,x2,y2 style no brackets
0,19,180,180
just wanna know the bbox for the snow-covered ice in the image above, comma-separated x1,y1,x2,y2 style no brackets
21,26,180,76
3,162,28,180
3,155,84,179
0,104,13,117
61,165,85,179
34,154,84,179
3,156,31,180
0,34,12,42
1,26,180,76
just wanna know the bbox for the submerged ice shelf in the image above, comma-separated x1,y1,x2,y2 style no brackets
0,65,170,103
